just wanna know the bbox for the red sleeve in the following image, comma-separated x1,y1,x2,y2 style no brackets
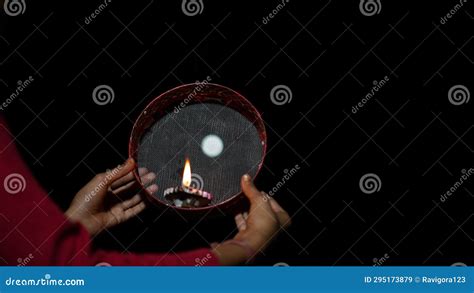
0,116,219,266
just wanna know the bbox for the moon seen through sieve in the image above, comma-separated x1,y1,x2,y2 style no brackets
136,103,264,205
201,134,224,158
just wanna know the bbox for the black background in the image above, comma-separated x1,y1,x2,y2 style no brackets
1,0,473,265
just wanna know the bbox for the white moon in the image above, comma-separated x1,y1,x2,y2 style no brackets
201,134,224,158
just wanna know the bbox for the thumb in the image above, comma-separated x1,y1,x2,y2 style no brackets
240,174,267,206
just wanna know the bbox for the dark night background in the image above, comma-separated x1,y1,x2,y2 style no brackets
1,0,473,265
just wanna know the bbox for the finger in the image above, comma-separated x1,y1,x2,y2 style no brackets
269,197,291,228
243,212,248,220
123,202,146,220
260,191,289,225
234,213,247,231
146,184,158,195
267,195,282,212
121,184,157,209
105,158,136,187
121,194,143,210
241,174,269,207
141,172,157,186
113,172,156,196
111,167,148,190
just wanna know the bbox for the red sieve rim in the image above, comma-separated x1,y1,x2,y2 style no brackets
128,83,267,212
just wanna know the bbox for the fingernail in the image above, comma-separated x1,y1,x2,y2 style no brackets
147,184,158,193
146,173,156,180
243,174,251,182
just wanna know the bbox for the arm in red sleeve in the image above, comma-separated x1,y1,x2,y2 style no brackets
0,116,219,266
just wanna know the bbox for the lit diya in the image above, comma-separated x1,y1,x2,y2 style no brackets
163,158,213,208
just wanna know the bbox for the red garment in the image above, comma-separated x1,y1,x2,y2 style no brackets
0,116,219,266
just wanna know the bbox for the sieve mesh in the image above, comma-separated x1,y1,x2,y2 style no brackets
136,103,263,205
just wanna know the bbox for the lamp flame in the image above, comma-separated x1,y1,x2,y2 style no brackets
182,158,192,187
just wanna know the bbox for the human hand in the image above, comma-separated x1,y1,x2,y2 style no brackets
213,174,291,265
65,158,158,236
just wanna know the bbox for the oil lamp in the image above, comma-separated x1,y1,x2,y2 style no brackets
163,158,213,208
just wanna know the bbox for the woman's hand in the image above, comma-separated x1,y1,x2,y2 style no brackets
65,158,158,236
213,174,291,265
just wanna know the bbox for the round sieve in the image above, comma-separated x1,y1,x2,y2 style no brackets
129,83,266,212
